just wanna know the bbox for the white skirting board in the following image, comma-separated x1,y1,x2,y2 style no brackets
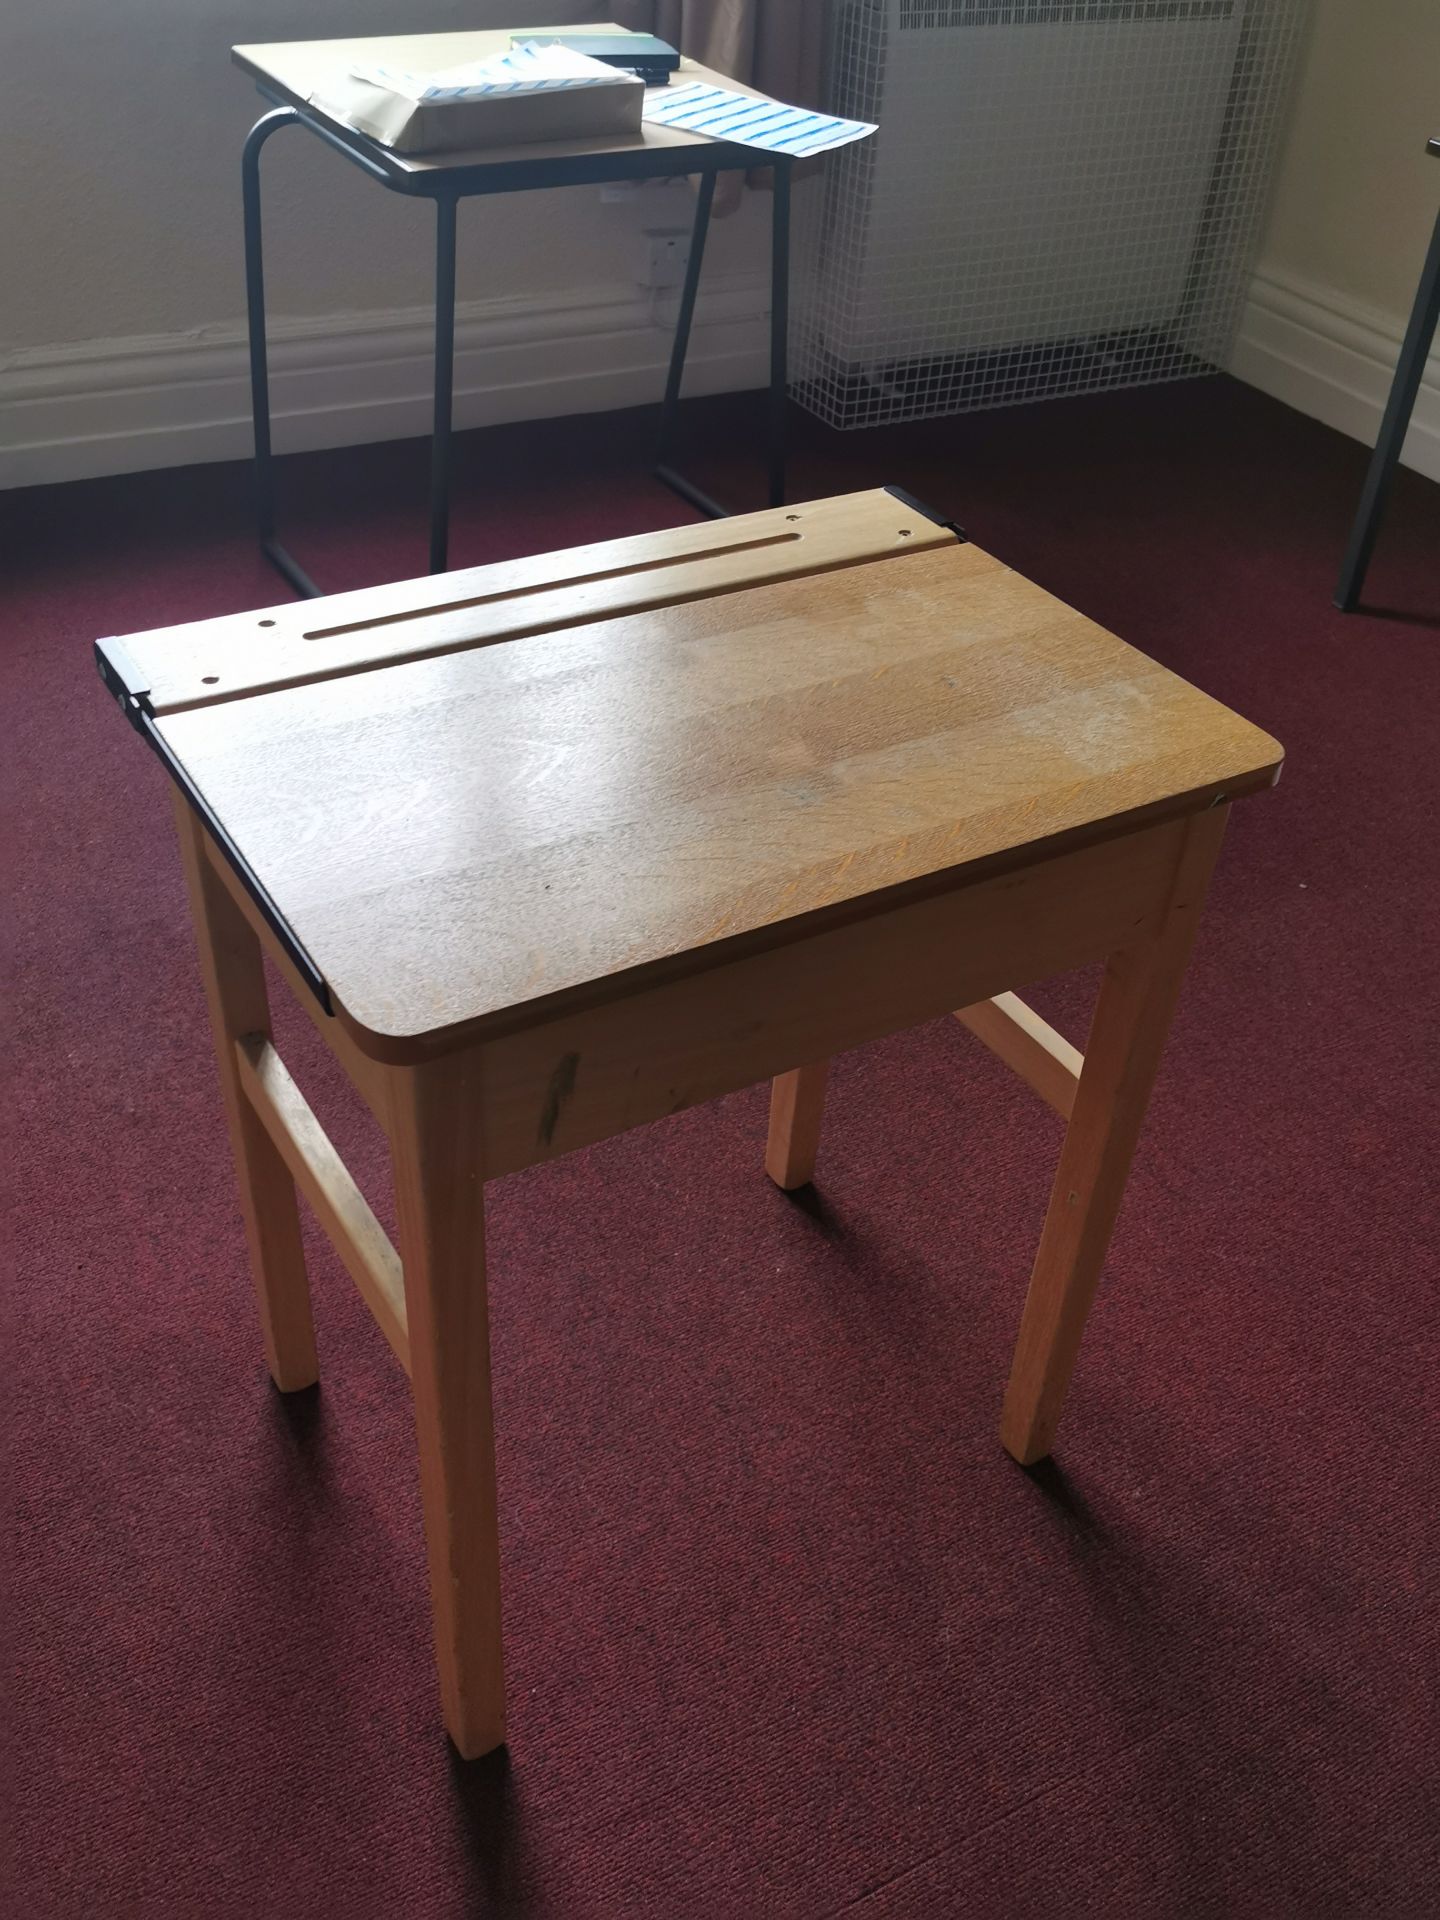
7,261,1435,491
0,274,771,490
1229,263,1440,485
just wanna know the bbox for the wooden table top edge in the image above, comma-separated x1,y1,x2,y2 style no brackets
105,487,1283,1068
316,764,1280,1065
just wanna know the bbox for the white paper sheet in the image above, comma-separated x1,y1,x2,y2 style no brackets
642,83,876,158
351,41,630,106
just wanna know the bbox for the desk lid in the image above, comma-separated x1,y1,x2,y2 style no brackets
98,491,1282,1054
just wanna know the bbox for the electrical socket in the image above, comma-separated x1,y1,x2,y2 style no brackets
634,228,690,290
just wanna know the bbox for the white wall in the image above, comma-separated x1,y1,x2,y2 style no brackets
6,1,1436,488
1230,0,1440,480
0,3,773,485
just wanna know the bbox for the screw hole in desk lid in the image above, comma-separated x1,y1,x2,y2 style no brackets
202,675,219,685
258,619,275,628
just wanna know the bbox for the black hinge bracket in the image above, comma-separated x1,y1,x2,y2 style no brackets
95,641,334,1016
884,483,969,544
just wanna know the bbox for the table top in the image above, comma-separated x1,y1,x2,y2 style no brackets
233,29,771,185
103,491,1282,1054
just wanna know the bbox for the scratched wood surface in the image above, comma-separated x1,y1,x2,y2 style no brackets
155,526,1282,1052
109,493,953,715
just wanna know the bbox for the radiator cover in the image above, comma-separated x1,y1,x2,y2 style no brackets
793,0,1311,427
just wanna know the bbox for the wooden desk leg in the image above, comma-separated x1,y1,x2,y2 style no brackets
766,1061,830,1189
173,797,318,1392
387,1052,505,1760
999,808,1229,1466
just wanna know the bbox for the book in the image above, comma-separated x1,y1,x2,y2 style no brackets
513,33,680,84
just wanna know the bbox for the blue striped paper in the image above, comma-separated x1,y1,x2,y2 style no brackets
643,83,876,158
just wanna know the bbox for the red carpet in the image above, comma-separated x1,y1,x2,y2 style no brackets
5,382,1439,1917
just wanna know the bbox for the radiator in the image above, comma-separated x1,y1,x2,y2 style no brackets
794,0,1312,428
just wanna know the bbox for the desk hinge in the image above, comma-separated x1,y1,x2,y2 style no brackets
95,640,334,1017
884,484,969,544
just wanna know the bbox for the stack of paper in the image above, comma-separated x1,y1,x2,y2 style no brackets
351,42,637,103
311,42,644,154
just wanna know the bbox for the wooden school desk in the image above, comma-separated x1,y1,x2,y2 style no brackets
96,489,1283,1759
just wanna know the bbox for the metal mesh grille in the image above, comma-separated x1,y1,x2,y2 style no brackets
793,0,1312,429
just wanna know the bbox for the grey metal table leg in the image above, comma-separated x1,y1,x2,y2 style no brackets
656,173,716,454
242,108,321,599
768,159,793,511
244,103,792,587
1335,202,1440,612
429,196,459,576
655,156,794,520
654,171,725,519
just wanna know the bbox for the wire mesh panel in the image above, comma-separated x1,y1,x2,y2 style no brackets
793,0,1312,428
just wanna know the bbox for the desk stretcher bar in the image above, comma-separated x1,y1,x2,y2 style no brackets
100,488,1282,1759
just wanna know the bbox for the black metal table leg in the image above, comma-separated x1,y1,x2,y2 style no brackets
430,196,459,575
768,159,793,510
654,172,725,519
655,156,793,520
242,108,321,599
1335,200,1440,612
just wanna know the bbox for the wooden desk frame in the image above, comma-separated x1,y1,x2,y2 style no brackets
175,783,1227,1758
102,490,1278,1759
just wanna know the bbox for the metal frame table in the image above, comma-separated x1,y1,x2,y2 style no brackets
1335,137,1440,612
235,33,795,598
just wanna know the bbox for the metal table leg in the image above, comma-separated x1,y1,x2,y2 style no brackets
1335,201,1440,612
245,107,794,592
243,108,322,599
430,196,459,576
768,159,792,511
654,171,723,518
655,157,793,520
243,108,454,596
